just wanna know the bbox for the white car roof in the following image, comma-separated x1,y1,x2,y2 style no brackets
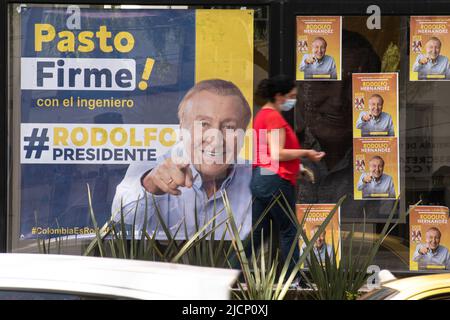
0,253,239,300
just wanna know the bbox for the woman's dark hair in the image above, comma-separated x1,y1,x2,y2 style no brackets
255,75,296,102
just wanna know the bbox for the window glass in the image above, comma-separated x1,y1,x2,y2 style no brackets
9,3,449,274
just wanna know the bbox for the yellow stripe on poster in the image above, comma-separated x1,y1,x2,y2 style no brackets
427,74,445,79
312,74,331,78
196,9,254,160
369,132,388,136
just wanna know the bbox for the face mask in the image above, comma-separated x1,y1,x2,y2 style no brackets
280,99,297,111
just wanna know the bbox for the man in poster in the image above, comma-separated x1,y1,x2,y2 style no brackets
412,227,450,270
299,37,337,79
357,155,396,198
112,79,252,240
412,37,450,80
355,94,394,137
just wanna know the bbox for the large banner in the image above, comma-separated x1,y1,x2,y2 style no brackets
296,16,341,81
410,16,450,81
410,206,450,271
352,73,400,200
296,204,341,268
19,7,253,240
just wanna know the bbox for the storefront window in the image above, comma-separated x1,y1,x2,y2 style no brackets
6,1,449,274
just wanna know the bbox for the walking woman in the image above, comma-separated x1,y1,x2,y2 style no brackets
251,75,325,277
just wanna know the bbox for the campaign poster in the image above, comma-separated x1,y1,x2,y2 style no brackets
19,7,254,241
352,73,398,138
296,204,341,268
353,137,399,200
296,16,341,81
410,16,450,81
410,206,450,271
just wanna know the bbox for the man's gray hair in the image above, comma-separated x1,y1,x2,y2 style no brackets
427,37,442,48
311,224,326,235
177,79,252,128
312,37,328,47
369,155,385,167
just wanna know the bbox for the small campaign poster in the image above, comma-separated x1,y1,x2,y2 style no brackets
410,206,450,271
352,73,398,138
410,16,450,81
296,204,341,268
296,16,341,81
353,137,399,200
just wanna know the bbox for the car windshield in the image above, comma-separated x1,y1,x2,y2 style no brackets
359,287,399,300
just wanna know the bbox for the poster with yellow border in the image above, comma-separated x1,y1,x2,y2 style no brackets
296,16,341,81
296,204,341,268
410,16,450,81
353,138,399,200
352,73,398,138
410,206,450,271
